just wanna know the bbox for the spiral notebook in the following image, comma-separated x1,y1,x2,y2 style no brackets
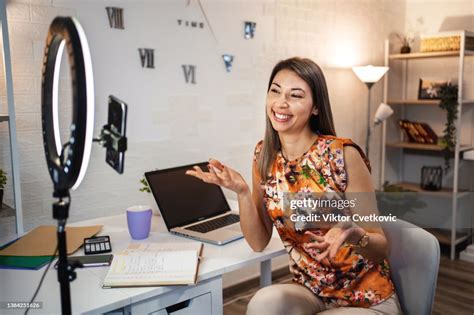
102,242,203,288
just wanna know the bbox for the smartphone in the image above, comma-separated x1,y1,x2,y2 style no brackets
105,95,128,174
54,254,113,269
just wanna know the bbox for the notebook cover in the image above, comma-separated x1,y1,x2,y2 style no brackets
0,225,102,256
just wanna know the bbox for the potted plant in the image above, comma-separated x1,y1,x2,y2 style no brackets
0,169,7,209
139,176,151,193
438,82,458,171
139,175,159,215
395,33,414,54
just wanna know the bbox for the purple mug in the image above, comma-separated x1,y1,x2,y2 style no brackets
126,205,152,240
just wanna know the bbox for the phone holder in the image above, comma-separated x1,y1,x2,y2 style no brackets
94,124,128,154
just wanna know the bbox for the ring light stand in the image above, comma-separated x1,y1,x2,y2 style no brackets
41,16,94,315
41,16,128,315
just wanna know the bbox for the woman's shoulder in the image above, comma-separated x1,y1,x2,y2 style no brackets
317,135,370,172
254,139,264,149
318,134,357,146
253,140,264,160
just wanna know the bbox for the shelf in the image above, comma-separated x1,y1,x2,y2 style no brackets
0,115,8,122
392,182,471,198
386,142,474,152
0,203,15,218
384,37,473,260
425,228,472,246
387,99,474,106
389,50,474,60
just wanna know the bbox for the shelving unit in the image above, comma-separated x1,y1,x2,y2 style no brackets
387,99,474,106
0,2,23,235
386,142,474,152
0,203,15,218
381,31,474,260
389,50,474,60
425,228,471,246
392,182,470,198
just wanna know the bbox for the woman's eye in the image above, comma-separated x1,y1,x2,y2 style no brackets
270,89,280,94
291,94,303,98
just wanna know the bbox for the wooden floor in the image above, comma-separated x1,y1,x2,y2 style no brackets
223,254,474,315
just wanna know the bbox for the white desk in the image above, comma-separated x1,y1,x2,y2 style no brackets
0,214,286,314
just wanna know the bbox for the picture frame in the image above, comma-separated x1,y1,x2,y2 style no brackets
418,78,448,100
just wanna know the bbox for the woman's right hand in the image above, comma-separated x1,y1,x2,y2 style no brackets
185,159,249,195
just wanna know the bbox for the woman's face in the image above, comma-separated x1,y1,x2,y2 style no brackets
266,69,316,135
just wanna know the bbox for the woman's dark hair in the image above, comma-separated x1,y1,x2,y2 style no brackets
258,57,337,180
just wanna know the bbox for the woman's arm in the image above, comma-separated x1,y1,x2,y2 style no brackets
343,145,389,263
305,145,389,263
238,162,273,252
186,159,273,252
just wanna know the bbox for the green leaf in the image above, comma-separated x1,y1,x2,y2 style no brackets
438,83,459,172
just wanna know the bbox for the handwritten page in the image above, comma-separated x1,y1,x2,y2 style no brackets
103,242,202,287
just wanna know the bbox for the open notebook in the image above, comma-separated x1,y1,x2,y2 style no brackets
103,242,203,288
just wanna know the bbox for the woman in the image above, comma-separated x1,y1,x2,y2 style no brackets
186,57,402,314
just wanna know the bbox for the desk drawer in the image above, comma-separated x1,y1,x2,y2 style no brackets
150,292,211,315
130,277,222,315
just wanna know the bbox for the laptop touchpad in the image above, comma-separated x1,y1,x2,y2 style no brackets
228,224,242,232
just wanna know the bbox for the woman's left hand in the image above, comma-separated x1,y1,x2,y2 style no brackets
304,222,365,261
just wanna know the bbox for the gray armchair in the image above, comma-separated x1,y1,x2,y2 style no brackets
381,219,440,315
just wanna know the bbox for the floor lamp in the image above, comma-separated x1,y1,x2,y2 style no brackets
352,65,389,158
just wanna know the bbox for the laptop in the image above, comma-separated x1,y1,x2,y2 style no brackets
145,162,244,245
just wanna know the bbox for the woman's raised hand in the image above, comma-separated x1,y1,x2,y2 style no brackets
185,159,249,195
303,221,365,262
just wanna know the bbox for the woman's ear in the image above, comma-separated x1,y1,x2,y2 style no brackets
312,108,318,116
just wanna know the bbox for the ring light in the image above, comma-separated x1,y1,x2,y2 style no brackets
39,16,127,315
41,16,94,195
40,16,94,315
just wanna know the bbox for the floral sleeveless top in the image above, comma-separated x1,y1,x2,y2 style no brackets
253,135,394,308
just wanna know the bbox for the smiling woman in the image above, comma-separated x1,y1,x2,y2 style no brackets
258,58,336,182
186,57,402,315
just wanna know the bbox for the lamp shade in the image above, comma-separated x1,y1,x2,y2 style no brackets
352,65,389,83
374,103,394,124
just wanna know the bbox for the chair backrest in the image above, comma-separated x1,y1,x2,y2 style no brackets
381,219,440,315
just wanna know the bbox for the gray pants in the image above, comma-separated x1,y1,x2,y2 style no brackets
246,283,403,315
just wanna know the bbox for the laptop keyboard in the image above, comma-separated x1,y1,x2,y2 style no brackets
185,214,240,234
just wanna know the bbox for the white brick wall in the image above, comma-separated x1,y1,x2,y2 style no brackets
0,0,440,289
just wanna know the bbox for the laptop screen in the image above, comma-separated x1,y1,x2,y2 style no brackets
145,162,231,230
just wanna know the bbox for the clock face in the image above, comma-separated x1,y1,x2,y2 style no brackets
139,49,155,69
104,1,257,78
141,2,255,75
106,7,124,29
222,54,234,72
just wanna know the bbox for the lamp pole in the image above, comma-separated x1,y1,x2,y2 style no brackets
365,82,374,157
352,65,389,160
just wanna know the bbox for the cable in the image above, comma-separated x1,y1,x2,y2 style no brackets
24,245,59,315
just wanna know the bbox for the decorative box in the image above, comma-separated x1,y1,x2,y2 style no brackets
420,31,474,52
